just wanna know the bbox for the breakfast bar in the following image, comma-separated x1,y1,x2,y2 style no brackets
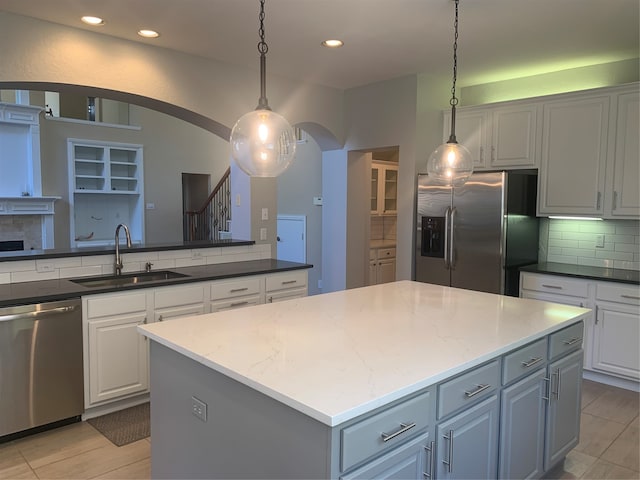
139,280,591,479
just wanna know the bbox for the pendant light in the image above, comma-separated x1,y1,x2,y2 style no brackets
230,0,296,177
427,0,473,186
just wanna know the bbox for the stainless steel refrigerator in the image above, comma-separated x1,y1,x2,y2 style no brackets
415,170,539,296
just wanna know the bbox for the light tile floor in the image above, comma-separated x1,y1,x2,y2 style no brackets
0,380,637,479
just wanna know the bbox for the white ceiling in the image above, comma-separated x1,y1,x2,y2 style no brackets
1,0,638,90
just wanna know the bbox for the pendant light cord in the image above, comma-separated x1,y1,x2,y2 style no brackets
257,0,271,110
447,0,460,144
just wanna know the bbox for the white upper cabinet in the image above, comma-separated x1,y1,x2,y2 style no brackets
538,95,610,216
607,91,639,217
444,103,539,170
537,84,639,218
371,161,398,215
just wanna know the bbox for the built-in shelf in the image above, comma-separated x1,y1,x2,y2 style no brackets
68,139,144,248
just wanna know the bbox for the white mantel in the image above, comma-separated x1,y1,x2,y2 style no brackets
0,196,60,249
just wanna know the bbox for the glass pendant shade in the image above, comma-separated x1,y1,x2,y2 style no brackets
230,109,297,177
427,140,473,186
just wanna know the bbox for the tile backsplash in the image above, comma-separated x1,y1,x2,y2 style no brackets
539,218,639,271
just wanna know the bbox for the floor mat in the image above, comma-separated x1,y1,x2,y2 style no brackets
87,402,150,446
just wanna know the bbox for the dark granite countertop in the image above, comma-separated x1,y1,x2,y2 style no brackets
0,259,312,307
0,239,254,262
520,262,639,285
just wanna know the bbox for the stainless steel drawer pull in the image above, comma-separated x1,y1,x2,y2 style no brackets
464,383,491,398
230,301,249,308
521,357,543,368
281,280,297,285
380,422,416,443
543,376,550,403
562,337,581,346
229,287,249,293
621,294,640,300
541,284,563,290
442,430,454,472
423,441,435,478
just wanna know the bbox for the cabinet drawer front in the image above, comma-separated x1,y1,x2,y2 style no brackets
86,292,147,318
369,249,376,261
596,283,640,305
210,277,261,300
265,271,307,292
377,248,396,259
438,360,500,419
502,338,548,385
549,321,584,360
210,295,262,312
154,284,204,309
521,274,588,298
341,390,432,472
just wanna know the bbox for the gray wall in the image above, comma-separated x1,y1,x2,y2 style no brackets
277,133,323,295
40,105,231,249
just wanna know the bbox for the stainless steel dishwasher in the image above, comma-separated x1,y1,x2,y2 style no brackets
0,298,83,438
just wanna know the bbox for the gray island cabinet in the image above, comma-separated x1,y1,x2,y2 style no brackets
138,281,589,479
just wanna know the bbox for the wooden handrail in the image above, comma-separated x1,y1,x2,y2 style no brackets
185,166,231,215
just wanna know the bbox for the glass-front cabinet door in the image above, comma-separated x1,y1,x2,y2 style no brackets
371,161,398,215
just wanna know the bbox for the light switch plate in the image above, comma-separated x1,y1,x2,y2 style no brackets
595,234,605,248
260,228,267,240
261,208,269,220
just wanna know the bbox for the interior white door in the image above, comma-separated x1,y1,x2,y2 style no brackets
277,215,306,263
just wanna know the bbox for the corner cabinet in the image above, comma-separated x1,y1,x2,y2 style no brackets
371,161,398,215
68,139,144,247
607,90,640,217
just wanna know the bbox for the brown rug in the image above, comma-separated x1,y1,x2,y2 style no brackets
88,402,150,446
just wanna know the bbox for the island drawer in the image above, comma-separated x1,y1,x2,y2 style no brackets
265,271,307,292
548,321,584,360
437,359,500,419
502,338,547,385
210,277,261,300
340,389,432,472
521,274,589,298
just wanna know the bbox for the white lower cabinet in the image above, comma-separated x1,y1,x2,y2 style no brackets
368,248,396,285
592,284,640,379
266,270,308,303
154,284,205,322
210,276,263,312
521,271,639,386
83,270,309,410
83,291,149,408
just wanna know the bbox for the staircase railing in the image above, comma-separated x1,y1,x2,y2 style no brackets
184,167,231,241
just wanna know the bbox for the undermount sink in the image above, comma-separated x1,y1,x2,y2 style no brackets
71,270,188,288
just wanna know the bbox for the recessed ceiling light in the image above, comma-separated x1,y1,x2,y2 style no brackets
138,29,160,38
81,16,105,26
322,39,344,48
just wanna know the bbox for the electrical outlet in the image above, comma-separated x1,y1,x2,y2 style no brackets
36,262,54,272
191,396,207,422
595,234,605,248
261,207,269,220
260,227,267,241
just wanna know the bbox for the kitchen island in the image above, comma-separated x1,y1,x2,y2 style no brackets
139,281,590,479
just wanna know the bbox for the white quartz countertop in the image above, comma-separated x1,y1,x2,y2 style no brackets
138,281,590,427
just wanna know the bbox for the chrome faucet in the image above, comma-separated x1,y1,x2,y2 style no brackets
114,223,132,276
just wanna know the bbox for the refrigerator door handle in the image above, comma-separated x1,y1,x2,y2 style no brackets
444,207,451,269
449,206,457,269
